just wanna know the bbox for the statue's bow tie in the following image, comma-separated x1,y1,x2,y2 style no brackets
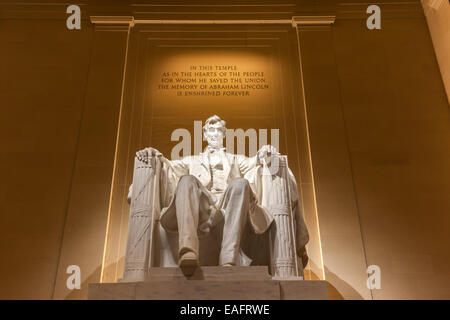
206,147,225,154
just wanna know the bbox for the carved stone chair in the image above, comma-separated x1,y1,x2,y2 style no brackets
120,154,306,282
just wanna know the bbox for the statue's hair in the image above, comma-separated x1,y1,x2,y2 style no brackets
203,115,226,134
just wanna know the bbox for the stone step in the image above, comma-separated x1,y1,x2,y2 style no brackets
144,266,273,281
91,266,328,300
89,279,328,300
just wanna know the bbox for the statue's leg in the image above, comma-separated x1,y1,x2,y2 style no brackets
219,178,253,266
175,175,202,256
174,175,210,274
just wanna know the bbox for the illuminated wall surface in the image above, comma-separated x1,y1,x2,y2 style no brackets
0,1,449,300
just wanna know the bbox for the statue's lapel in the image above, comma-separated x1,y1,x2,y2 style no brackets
201,150,210,170
221,150,231,181
193,152,211,186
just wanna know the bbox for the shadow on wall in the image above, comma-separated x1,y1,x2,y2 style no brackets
324,265,365,300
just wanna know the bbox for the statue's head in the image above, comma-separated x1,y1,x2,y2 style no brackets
203,115,226,149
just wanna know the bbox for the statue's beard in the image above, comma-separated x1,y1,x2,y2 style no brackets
207,138,223,149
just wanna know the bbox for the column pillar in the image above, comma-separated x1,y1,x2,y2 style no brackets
52,16,133,299
292,15,372,299
421,0,450,103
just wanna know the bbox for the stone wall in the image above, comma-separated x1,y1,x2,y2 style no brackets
0,0,448,299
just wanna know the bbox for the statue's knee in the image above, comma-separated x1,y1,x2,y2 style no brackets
177,175,197,189
228,178,250,192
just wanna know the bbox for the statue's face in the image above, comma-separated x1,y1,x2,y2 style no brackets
204,122,225,148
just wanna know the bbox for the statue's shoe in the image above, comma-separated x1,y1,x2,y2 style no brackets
179,251,198,276
222,263,234,267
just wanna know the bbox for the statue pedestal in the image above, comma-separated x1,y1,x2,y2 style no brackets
88,266,328,300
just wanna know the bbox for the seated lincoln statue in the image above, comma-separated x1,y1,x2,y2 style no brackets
122,115,309,280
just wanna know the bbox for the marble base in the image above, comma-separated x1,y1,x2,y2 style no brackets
89,266,328,300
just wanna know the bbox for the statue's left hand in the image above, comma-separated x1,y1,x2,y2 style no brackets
257,145,280,161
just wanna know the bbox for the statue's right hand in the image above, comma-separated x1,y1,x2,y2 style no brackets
136,147,162,163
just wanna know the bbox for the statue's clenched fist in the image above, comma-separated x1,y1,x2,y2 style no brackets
136,147,162,163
